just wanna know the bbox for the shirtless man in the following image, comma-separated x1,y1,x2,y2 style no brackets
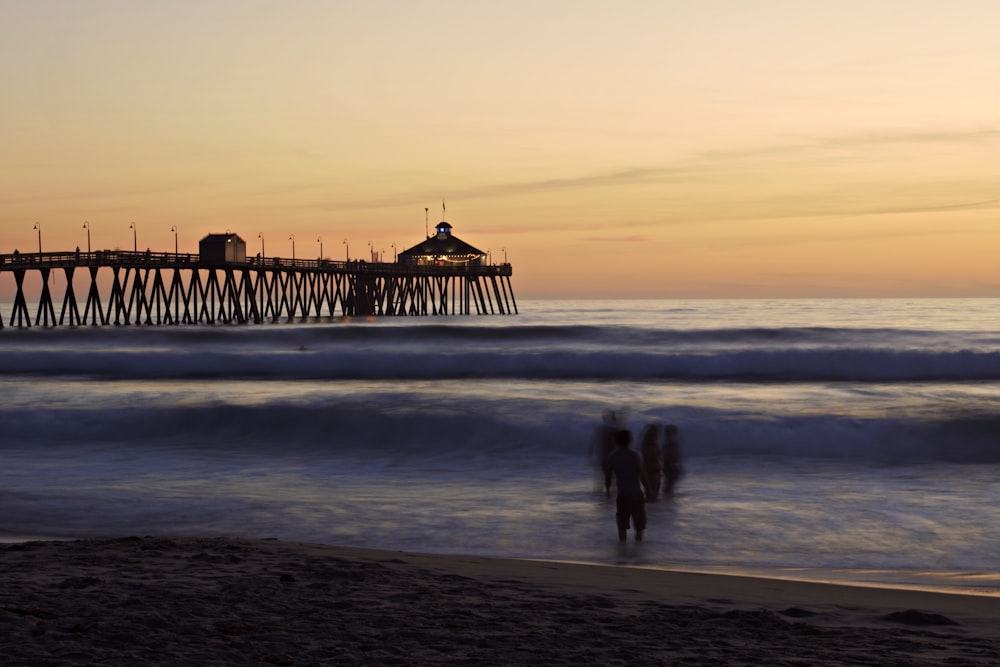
604,429,651,542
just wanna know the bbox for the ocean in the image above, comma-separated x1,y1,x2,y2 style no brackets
2,298,1000,596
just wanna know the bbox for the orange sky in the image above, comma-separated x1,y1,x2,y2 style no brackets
2,1,999,298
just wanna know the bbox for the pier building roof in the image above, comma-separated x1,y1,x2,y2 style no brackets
199,233,247,265
397,222,485,266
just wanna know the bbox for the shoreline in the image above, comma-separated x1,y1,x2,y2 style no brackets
7,532,1000,599
611,561,1000,600
3,537,1000,665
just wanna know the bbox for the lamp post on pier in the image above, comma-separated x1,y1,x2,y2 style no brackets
317,236,323,259
343,238,349,261
33,222,41,254
129,222,137,252
502,247,507,264
391,243,396,262
258,233,265,259
367,240,372,262
170,225,178,256
289,234,295,261
83,221,91,253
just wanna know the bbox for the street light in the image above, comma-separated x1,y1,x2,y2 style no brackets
502,247,507,264
258,232,265,258
170,225,178,256
317,236,323,259
367,240,372,262
33,222,41,254
129,221,137,252
83,221,91,253
343,238,349,261
289,234,295,261
391,243,396,262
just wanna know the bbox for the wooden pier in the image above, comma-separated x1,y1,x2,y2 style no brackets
0,250,517,328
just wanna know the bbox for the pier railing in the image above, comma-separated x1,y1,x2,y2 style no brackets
0,250,517,328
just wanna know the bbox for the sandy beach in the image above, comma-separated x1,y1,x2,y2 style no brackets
1,537,998,665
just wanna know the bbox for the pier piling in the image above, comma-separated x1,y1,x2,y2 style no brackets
0,251,517,328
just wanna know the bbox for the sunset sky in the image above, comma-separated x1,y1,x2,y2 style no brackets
2,1,999,298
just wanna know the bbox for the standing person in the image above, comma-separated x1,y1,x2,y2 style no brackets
589,410,619,492
639,423,662,500
604,429,651,542
662,424,683,497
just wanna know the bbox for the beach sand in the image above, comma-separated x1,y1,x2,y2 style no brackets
2,537,999,666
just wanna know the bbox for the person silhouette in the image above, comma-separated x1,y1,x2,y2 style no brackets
589,410,619,492
662,424,683,497
604,429,651,542
639,423,662,500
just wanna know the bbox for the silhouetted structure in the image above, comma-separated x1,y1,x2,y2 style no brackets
199,233,247,265
397,221,487,267
0,225,516,328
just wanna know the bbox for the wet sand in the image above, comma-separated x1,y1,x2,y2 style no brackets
2,536,999,665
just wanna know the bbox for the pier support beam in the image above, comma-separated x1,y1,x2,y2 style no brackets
0,252,517,328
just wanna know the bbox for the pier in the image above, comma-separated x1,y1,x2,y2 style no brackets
0,249,517,329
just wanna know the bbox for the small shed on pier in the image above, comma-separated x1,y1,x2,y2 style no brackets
397,222,486,266
199,233,247,265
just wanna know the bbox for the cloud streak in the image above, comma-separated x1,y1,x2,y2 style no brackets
284,126,1000,218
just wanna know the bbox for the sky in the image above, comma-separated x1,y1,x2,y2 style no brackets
2,0,999,298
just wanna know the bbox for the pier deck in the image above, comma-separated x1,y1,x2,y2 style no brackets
0,250,517,328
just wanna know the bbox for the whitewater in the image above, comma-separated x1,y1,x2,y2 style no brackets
2,298,999,595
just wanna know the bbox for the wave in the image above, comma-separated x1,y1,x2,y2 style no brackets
2,320,998,382
4,399,1000,466
2,346,1000,382
2,320,992,348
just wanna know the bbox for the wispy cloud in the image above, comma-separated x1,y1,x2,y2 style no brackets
683,222,1000,252
53,125,992,232
305,126,1000,213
